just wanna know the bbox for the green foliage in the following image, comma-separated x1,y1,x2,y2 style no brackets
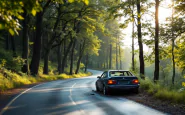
89,18,125,69
0,0,89,35
175,0,185,13
68,0,89,5
0,0,41,35
0,0,23,35
139,77,153,91
175,40,185,72
129,59,139,72
0,49,25,72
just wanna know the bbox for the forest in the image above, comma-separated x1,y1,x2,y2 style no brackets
0,0,185,103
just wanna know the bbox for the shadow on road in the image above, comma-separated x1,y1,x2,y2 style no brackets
93,89,139,97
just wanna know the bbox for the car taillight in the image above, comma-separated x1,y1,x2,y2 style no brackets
132,79,139,84
108,80,117,85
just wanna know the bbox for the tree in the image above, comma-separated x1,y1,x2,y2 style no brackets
31,0,90,75
43,4,64,74
131,0,135,71
30,0,52,75
21,9,29,73
154,0,159,82
171,0,175,85
109,0,147,77
109,44,112,69
159,0,185,84
137,0,145,78
116,37,118,69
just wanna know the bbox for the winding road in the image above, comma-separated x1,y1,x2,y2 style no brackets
1,70,167,115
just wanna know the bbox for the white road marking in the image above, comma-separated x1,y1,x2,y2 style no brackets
69,83,86,115
0,82,91,115
27,86,91,93
0,83,45,115
69,83,77,105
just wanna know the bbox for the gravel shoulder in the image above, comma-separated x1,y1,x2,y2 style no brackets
123,91,185,115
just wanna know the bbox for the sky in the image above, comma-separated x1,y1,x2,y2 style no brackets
121,0,172,52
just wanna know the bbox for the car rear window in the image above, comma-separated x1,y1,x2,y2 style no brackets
109,71,133,77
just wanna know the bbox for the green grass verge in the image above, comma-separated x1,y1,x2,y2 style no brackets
0,69,91,92
139,77,185,104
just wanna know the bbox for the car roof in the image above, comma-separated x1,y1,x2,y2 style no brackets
107,70,130,72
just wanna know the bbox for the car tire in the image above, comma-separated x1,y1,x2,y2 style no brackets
103,86,109,95
96,84,100,92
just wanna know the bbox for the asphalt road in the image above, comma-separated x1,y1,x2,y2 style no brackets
1,70,167,115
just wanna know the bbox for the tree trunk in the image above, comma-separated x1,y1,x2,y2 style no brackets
171,0,175,85
172,40,175,84
63,39,66,56
57,44,62,74
5,34,10,50
85,54,88,73
75,40,86,74
119,45,122,69
76,54,82,74
43,5,62,75
41,31,45,60
154,0,159,82
132,23,135,71
132,2,135,71
61,39,73,73
137,0,145,78
116,38,118,70
107,46,109,69
10,35,17,57
22,10,29,73
43,49,50,74
70,39,76,75
109,44,112,69
30,12,43,75
30,0,51,75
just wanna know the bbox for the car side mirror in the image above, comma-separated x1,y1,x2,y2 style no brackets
97,76,101,79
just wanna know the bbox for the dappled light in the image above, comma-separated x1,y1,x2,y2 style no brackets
0,0,185,114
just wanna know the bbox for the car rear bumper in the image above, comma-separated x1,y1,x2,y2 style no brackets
107,84,139,90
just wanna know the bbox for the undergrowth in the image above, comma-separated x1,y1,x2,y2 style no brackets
0,67,91,92
139,77,185,104
0,51,91,91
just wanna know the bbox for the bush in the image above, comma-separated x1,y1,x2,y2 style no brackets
0,69,33,91
0,49,25,72
139,77,152,91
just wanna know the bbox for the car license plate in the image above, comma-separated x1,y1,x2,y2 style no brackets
119,81,129,85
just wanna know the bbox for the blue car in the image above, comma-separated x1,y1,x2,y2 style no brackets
95,70,140,95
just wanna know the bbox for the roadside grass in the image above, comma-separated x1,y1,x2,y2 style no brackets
139,77,185,104
0,68,91,92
